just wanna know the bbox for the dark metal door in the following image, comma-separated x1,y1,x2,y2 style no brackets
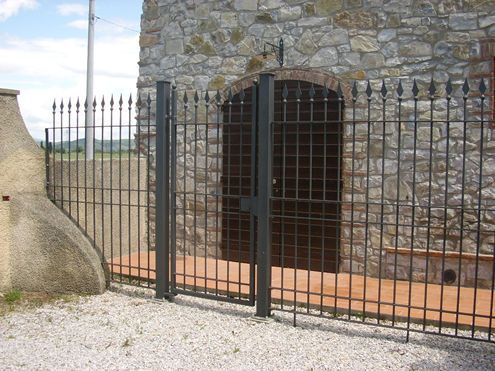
221,80,342,273
272,80,342,273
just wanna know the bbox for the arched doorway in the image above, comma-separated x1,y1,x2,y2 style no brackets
221,79,344,273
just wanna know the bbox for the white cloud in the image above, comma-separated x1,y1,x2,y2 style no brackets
67,19,87,30
57,3,87,17
0,34,139,140
0,0,39,22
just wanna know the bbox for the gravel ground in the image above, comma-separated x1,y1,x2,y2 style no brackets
0,283,494,370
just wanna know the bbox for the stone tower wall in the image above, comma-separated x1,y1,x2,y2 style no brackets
138,0,495,286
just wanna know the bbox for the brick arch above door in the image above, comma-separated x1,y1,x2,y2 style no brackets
222,67,354,106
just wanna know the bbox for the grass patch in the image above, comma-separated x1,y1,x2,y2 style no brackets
4,289,21,304
0,291,82,314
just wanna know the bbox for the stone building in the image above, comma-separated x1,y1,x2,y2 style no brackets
137,0,495,287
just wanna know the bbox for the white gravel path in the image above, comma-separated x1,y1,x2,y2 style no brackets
0,283,494,370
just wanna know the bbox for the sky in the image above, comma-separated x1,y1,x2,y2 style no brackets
0,0,141,141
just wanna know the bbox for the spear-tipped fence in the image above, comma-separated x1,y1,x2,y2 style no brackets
45,76,495,343
46,93,156,287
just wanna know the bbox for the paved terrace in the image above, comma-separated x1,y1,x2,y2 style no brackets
111,252,495,329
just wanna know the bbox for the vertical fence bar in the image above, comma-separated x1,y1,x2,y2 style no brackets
68,99,72,217
118,95,123,279
156,81,171,299
294,83,302,325
76,99,81,226
137,95,142,286
45,128,50,196
146,94,152,285
256,72,274,318
193,92,199,292
109,96,114,281
455,80,469,334
101,97,106,265
127,96,132,282
423,82,435,331
439,81,452,333
52,101,56,202
59,100,64,210
92,99,97,254
171,85,177,291
249,82,258,304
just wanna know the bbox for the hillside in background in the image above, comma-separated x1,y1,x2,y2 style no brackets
36,138,134,152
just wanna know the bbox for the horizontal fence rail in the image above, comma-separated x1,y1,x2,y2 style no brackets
46,94,156,288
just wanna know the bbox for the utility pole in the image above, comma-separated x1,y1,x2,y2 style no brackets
85,0,95,159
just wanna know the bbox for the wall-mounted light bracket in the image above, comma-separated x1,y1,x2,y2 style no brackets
254,38,284,67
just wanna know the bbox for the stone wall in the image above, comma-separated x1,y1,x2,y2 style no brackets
138,0,495,286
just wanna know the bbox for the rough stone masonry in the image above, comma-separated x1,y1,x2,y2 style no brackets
137,0,495,287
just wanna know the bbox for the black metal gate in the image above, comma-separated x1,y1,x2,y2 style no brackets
154,72,495,342
155,81,258,306
46,73,495,342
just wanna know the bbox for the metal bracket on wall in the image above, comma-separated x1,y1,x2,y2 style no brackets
255,38,284,67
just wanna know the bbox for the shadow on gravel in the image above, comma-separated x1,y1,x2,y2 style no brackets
108,283,495,366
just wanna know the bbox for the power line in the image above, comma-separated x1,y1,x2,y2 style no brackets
94,15,139,33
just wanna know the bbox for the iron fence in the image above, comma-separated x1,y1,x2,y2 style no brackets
46,94,156,287
266,76,495,342
46,73,495,343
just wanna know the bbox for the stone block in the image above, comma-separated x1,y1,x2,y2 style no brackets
377,29,396,43
295,30,318,54
361,52,385,68
199,41,217,56
198,17,219,33
237,36,256,56
480,15,495,29
165,39,184,55
230,28,245,44
208,75,225,90
449,13,478,31
334,10,375,29
399,41,432,57
309,47,338,67
159,56,176,69
234,0,257,11
278,6,302,21
262,0,285,9
350,35,379,52
297,16,328,27
255,12,275,23
220,12,239,27
304,3,316,16
319,29,349,46
139,34,158,48
223,57,247,75
316,0,343,15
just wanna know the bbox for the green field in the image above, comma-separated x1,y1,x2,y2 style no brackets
49,151,134,160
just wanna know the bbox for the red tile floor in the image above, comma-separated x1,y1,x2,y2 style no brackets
111,252,495,329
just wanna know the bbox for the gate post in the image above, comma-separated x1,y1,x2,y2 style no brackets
155,81,171,299
256,73,274,317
